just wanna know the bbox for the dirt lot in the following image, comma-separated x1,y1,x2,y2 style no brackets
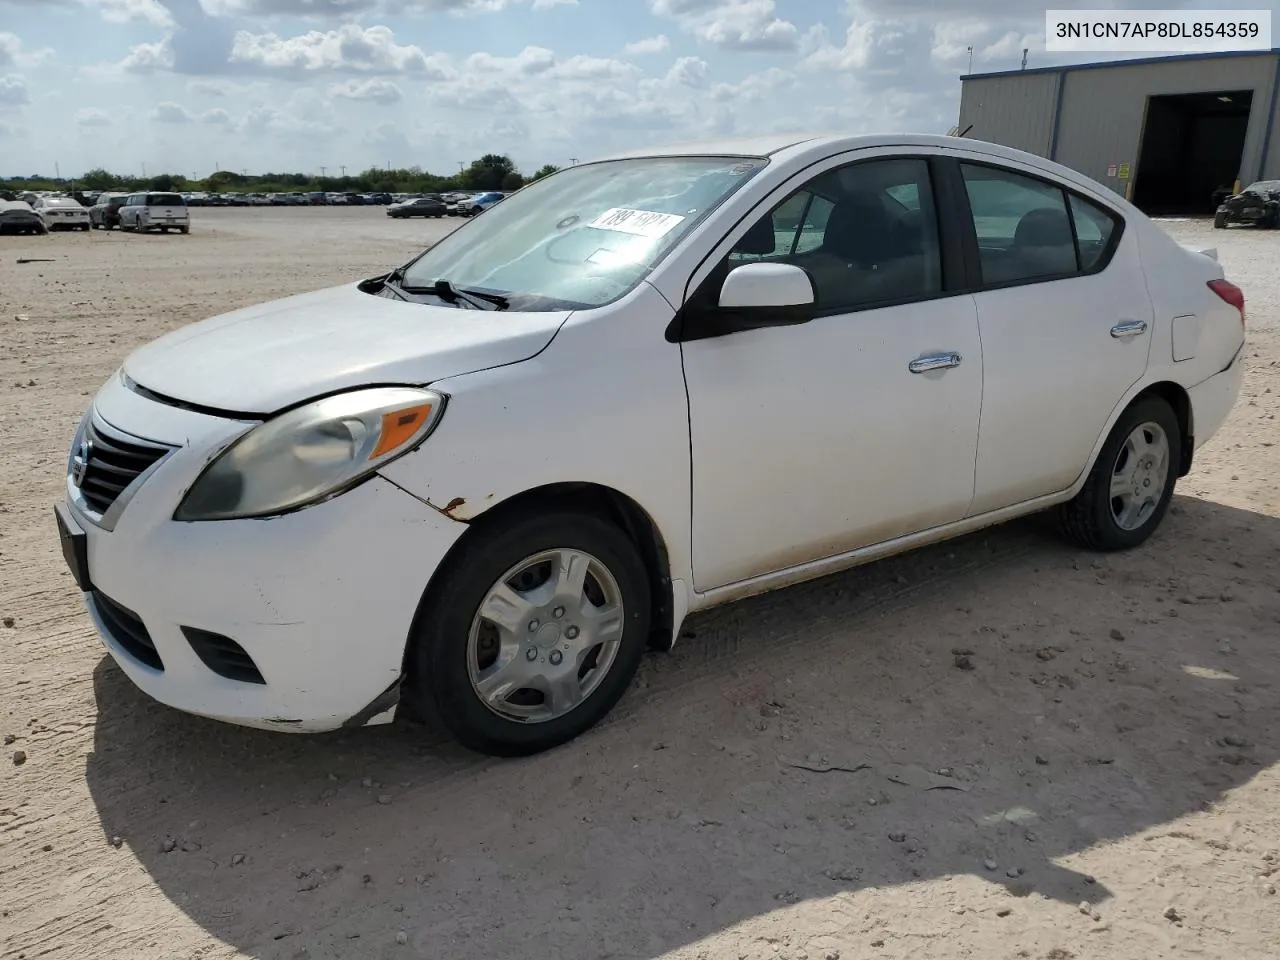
1,207,1279,960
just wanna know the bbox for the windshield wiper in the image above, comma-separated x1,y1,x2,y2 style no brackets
383,271,509,310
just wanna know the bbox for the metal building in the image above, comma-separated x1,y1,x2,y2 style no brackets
957,49,1280,214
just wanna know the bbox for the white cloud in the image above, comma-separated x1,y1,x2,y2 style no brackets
650,0,799,51
0,32,54,69
330,77,403,103
197,0,570,15
120,37,176,74
624,35,669,55
75,107,112,126
465,45,555,75
548,54,638,81
0,73,29,107
229,24,451,76
665,55,707,88
86,0,173,27
152,100,195,122
242,102,338,139
201,107,233,124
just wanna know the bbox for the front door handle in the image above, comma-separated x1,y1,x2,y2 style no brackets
909,352,962,374
1110,320,1148,338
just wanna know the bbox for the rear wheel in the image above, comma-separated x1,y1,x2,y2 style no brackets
1058,396,1181,551
179,225,189,235
409,511,651,756
1213,212,1228,229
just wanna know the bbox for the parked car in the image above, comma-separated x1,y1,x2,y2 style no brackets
457,191,504,217
119,192,190,234
34,195,91,231
1213,180,1280,228
366,192,393,205
0,199,46,235
90,193,130,229
386,195,446,218
55,133,1245,757
307,191,328,205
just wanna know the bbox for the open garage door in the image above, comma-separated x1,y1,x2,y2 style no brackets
1132,90,1252,215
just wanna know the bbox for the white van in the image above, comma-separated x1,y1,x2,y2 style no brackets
120,192,190,234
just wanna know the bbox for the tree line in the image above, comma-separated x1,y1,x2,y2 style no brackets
0,154,562,197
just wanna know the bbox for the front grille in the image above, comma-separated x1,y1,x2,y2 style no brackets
92,592,164,671
73,417,171,516
182,627,266,684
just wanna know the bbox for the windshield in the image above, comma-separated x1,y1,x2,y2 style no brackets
399,155,767,310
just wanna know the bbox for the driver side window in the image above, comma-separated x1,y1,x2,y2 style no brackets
725,157,942,313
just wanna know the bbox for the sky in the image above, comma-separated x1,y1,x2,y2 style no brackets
0,0,1276,178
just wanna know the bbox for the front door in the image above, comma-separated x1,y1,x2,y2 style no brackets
681,154,984,592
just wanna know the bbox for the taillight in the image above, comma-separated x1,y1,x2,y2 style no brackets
1208,278,1245,329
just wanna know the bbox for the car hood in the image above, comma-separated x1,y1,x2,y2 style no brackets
122,282,570,415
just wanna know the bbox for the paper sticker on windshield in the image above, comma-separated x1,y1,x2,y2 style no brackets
589,208,686,238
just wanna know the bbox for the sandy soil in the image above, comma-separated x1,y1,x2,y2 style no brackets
1,207,1279,960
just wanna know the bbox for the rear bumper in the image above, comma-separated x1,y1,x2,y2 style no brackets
1189,344,1245,450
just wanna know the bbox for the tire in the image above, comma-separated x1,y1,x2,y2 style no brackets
409,511,651,756
179,225,189,235
1058,395,1181,552
1213,213,1228,229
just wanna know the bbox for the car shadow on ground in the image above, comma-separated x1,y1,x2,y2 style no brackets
84,494,1280,959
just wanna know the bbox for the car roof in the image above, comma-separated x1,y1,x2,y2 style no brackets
590,132,1129,208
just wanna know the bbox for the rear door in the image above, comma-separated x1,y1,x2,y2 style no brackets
146,193,187,225
948,155,1152,515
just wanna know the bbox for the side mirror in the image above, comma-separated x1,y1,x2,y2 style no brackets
671,262,815,342
719,261,816,313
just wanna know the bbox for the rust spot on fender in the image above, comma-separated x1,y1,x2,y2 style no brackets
441,497,467,518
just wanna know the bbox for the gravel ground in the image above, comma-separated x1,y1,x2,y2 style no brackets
1,207,1279,960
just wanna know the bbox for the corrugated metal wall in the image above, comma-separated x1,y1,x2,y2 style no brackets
1055,54,1277,193
957,72,1061,156
958,53,1280,198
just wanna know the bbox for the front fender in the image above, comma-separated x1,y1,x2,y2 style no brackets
377,282,695,593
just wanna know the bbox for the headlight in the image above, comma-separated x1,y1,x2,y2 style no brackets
175,387,445,521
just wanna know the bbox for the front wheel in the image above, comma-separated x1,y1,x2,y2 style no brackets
1058,396,1181,551
409,511,651,756
1213,212,1228,229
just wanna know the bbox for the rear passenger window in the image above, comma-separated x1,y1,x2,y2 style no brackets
961,164,1077,284
1068,193,1118,271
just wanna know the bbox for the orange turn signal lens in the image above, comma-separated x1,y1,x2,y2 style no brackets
370,403,433,459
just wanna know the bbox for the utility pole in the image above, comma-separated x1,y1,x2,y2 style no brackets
55,161,61,181
1020,48,1028,70
966,45,973,74
340,165,346,177
569,158,578,166
141,162,147,178
319,165,327,178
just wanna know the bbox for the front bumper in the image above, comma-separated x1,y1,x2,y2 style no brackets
60,374,468,732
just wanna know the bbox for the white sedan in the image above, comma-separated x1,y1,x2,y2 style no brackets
34,195,90,231
56,133,1245,756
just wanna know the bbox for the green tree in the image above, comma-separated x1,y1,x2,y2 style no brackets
500,170,525,191
463,153,517,191
81,168,118,191
148,173,179,191
530,164,560,181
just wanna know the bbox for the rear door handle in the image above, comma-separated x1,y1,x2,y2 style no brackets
1110,320,1148,338
909,352,962,374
